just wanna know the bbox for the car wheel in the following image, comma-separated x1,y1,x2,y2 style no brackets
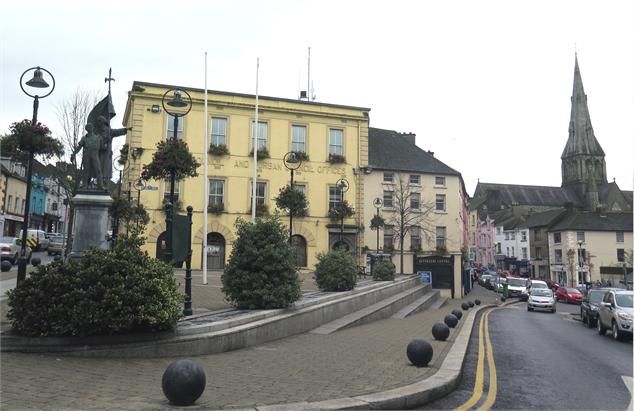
12,253,18,265
581,311,586,324
612,321,622,341
551,307,556,313
598,319,607,335
527,305,533,312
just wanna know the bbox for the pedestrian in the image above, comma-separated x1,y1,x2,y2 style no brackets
607,279,612,287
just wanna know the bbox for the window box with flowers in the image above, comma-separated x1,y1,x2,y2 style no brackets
249,203,269,217
328,153,346,164
208,144,230,157
293,151,310,162
249,148,270,160
207,203,224,214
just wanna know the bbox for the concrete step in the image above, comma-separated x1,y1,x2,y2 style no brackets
391,289,440,319
430,297,448,309
310,283,429,335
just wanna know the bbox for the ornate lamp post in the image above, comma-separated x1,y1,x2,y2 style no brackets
17,66,55,285
134,178,146,229
111,155,130,242
161,89,192,264
336,178,349,245
283,152,302,243
372,197,382,253
577,239,584,287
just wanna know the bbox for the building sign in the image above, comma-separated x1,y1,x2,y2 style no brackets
418,271,432,285
233,160,346,175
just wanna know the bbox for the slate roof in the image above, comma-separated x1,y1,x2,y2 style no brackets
522,208,567,228
549,211,633,232
474,182,583,208
469,196,487,212
368,128,461,176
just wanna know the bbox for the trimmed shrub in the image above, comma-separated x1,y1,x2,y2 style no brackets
372,259,396,281
313,250,357,291
222,216,302,309
6,233,183,337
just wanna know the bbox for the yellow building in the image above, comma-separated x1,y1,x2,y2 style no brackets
122,82,370,270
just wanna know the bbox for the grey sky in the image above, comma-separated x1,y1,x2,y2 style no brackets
2,0,632,195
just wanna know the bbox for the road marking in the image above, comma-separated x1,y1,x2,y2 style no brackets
455,309,491,411
477,311,497,411
623,376,633,411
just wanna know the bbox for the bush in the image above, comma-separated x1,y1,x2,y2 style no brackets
222,216,302,309
6,233,183,337
313,250,357,291
372,259,396,281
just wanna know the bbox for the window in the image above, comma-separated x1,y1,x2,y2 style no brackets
255,182,266,205
435,194,446,211
618,249,625,262
21,199,25,214
496,227,501,235
579,249,586,264
577,231,585,242
411,193,420,210
521,231,527,242
496,243,502,254
616,231,625,243
435,176,446,186
553,232,561,244
505,232,509,240
522,247,527,259
511,232,516,240
535,230,542,241
436,226,446,248
211,117,227,146
329,186,342,210
383,172,393,183
291,125,306,153
328,128,343,155
410,174,420,185
554,249,562,263
535,246,543,259
250,121,268,150
163,179,181,202
506,247,509,256
7,195,12,213
167,114,184,139
208,179,224,205
384,226,394,249
383,191,393,208
410,226,421,250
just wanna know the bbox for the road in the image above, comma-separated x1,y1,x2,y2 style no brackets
0,250,56,298
422,299,633,410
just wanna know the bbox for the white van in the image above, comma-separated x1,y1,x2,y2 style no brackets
18,229,49,251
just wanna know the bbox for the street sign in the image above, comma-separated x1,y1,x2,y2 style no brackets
418,271,432,285
144,185,159,191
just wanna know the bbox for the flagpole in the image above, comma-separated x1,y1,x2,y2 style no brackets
251,57,259,222
203,51,209,285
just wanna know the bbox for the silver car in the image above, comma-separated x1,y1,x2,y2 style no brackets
597,290,633,340
527,288,556,313
0,237,33,265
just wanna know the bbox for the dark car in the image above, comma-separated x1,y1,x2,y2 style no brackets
581,288,617,328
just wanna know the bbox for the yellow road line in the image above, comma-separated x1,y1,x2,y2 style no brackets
476,310,498,411
455,309,490,411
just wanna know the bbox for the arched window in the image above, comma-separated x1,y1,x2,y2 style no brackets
291,235,307,267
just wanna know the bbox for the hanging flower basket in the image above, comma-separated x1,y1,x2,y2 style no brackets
141,139,200,181
1,119,63,159
370,215,385,230
328,200,354,221
275,185,309,217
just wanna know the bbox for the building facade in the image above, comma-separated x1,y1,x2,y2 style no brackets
0,158,27,237
122,82,370,270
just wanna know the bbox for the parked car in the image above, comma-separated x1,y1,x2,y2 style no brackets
527,279,548,293
581,288,618,328
485,275,499,290
527,288,556,313
0,237,33,265
479,274,492,287
47,235,67,256
597,290,633,340
555,287,584,304
545,279,560,291
506,277,528,298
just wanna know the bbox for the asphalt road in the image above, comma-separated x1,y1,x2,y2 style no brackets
422,299,633,410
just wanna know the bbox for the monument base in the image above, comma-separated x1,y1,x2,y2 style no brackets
69,191,113,260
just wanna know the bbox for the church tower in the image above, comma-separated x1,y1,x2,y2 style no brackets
561,54,607,209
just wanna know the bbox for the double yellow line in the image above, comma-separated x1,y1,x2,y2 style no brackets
455,308,498,411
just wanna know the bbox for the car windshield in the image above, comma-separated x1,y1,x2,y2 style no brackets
532,283,548,288
0,237,15,243
589,291,606,303
508,278,527,287
616,294,633,308
532,289,552,297
567,289,581,294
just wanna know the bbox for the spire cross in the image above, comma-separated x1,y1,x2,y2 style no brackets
104,68,115,95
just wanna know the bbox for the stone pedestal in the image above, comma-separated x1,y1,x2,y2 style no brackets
70,191,113,259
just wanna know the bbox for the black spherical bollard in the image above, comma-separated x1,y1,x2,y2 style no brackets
406,339,433,367
461,302,470,311
432,322,450,341
1,260,11,272
53,255,62,262
162,359,206,406
31,257,41,267
451,309,463,320
475,299,481,305
468,301,474,307
444,313,459,328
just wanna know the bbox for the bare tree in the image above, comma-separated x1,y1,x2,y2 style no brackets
54,88,99,253
384,173,436,274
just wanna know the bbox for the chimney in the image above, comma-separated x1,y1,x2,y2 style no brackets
596,204,607,217
401,132,416,145
427,150,434,157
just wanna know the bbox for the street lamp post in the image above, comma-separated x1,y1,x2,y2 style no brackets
111,155,129,243
161,89,192,265
17,66,55,285
336,178,349,245
134,178,145,229
373,197,382,253
283,152,302,243
576,240,584,288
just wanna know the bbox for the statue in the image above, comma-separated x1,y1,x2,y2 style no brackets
72,123,104,189
96,114,130,184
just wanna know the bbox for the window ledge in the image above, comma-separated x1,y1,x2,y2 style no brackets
434,185,447,189
434,210,448,214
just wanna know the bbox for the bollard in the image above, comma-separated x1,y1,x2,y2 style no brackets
1,260,11,272
162,359,206,406
468,301,474,307
444,313,459,328
406,339,433,367
451,309,463,320
475,299,481,305
432,322,450,341
461,302,470,311
31,257,41,267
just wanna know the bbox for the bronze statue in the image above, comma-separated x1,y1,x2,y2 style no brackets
96,114,130,184
72,123,103,189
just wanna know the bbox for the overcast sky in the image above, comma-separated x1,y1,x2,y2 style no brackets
2,0,632,195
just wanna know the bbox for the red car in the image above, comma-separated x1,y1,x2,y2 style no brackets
555,287,584,304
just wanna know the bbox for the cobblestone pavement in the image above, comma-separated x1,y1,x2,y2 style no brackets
1,284,499,410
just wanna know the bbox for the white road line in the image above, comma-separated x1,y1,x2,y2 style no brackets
623,376,633,411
